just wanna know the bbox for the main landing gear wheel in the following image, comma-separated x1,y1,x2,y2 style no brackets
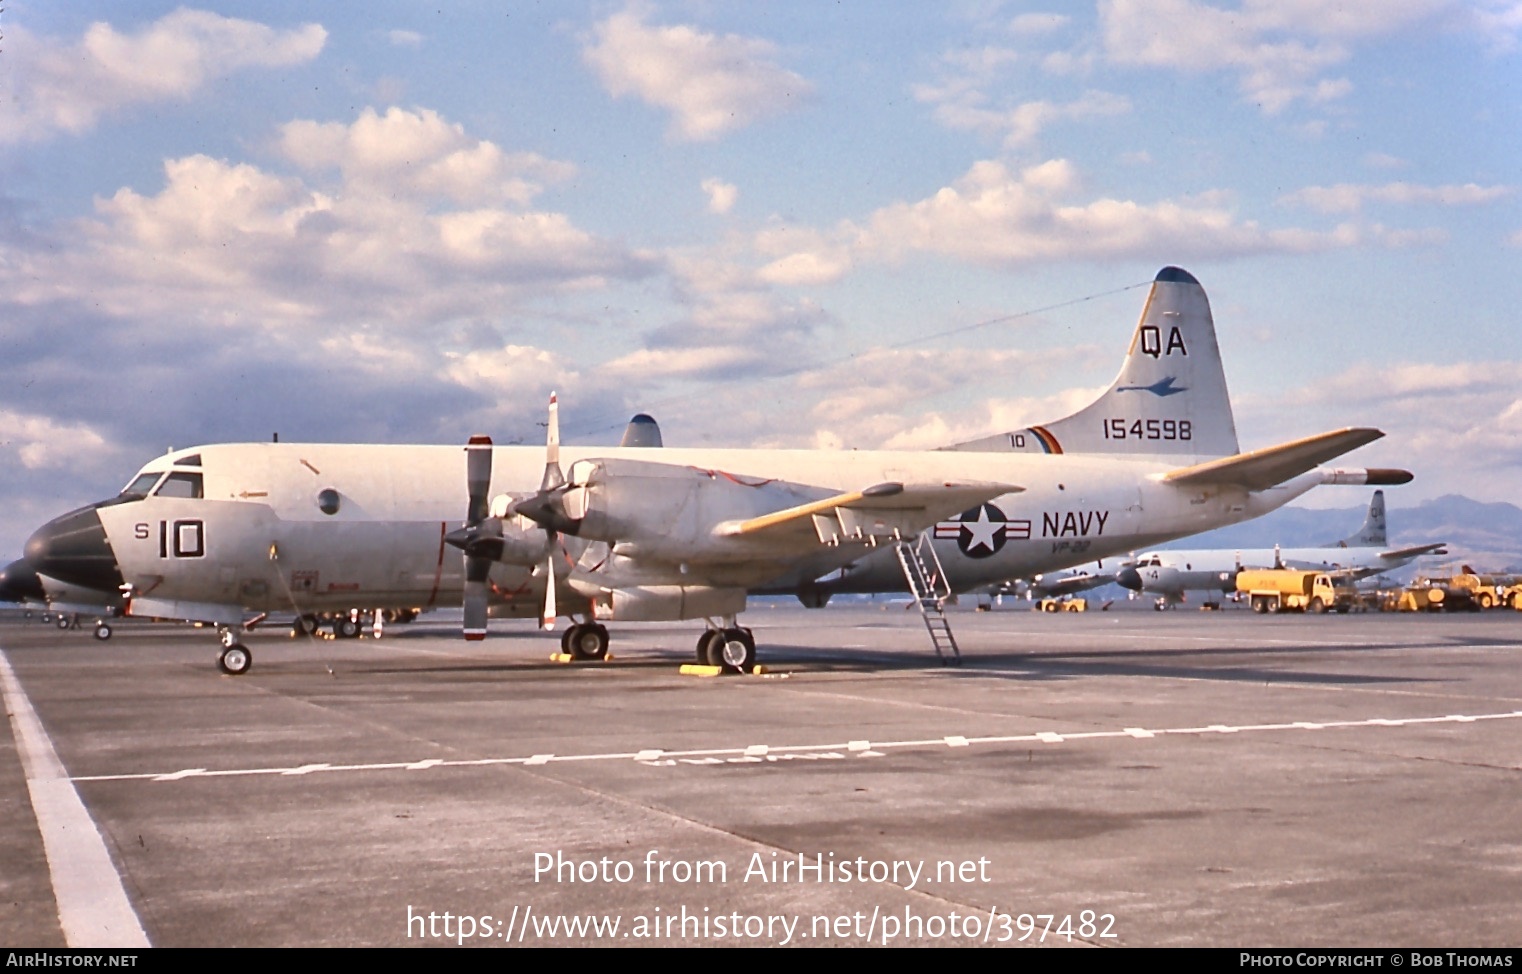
563,623,610,661
696,630,720,663
93,623,113,641
705,627,755,674
218,644,252,676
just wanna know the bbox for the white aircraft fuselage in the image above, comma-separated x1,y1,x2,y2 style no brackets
71,443,1344,626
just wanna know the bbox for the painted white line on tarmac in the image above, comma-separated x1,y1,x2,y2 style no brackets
68,708,1522,783
0,650,151,947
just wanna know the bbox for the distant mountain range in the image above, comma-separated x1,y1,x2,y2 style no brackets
1163,494,1522,576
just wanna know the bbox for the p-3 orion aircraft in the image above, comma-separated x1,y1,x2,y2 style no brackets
1116,489,1447,609
14,268,1410,675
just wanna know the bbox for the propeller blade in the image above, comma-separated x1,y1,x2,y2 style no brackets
464,555,491,641
460,434,495,641
541,392,564,492
466,435,492,525
541,552,557,630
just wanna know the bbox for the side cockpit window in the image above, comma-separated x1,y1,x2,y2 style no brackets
120,473,163,498
155,472,204,499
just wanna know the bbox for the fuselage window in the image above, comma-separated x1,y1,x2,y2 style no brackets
120,473,163,497
155,472,204,499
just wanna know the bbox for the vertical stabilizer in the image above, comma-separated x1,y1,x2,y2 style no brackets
619,413,664,448
1331,490,1387,548
949,267,1239,459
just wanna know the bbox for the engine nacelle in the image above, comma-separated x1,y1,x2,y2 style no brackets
560,458,826,563
573,582,747,622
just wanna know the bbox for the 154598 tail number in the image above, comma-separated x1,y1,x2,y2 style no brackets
1102,419,1192,441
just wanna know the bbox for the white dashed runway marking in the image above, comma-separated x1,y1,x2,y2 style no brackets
67,708,1522,782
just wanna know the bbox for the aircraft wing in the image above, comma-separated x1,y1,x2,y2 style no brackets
717,481,1020,547
1162,428,1384,492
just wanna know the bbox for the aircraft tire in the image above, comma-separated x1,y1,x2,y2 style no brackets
696,630,720,663
94,624,112,641
568,624,609,661
219,644,252,676
706,628,755,674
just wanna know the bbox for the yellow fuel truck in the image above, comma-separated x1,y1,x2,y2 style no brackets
1237,569,1356,614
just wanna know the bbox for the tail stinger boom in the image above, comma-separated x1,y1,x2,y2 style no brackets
949,266,1240,460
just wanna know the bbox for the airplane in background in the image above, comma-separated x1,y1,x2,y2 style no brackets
1115,490,1447,608
0,556,123,638
969,563,1118,609
15,267,1410,676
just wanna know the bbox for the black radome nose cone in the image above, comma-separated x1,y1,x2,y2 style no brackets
24,506,124,592
1116,567,1143,591
0,558,46,604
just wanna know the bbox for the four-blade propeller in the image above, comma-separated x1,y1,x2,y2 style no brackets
443,394,576,641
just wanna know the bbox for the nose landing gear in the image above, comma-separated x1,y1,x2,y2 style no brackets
217,628,252,676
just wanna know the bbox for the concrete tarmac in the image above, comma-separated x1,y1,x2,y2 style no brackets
2,601,1520,947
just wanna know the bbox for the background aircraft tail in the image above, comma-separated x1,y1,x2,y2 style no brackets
949,266,1240,459
1329,490,1387,548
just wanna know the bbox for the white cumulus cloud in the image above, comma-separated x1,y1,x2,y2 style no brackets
582,9,813,141
702,178,739,215
0,9,326,144
1279,181,1514,214
1099,0,1456,114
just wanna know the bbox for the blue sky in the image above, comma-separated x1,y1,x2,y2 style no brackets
1,2,1519,554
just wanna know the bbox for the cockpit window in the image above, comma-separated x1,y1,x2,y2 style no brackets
120,473,163,497
155,472,204,499
175,454,202,468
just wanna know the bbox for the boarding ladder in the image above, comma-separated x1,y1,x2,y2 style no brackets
894,533,961,665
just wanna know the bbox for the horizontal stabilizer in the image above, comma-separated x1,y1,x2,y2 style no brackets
1380,542,1448,560
1163,428,1384,492
718,481,1019,542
